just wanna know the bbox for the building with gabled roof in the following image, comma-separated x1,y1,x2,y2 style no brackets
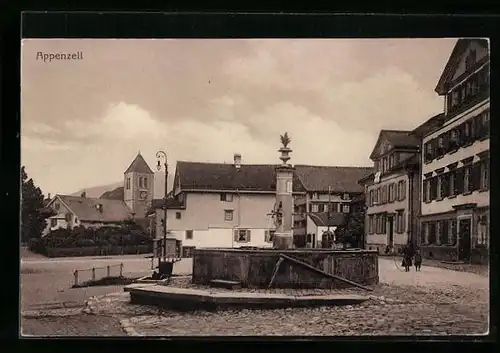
419,38,489,264
292,165,372,248
43,152,155,236
359,128,422,255
153,154,309,255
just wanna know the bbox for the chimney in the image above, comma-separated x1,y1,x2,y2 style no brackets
234,153,242,170
47,193,51,200
81,191,86,198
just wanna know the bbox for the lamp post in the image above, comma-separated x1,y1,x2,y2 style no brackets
156,150,168,264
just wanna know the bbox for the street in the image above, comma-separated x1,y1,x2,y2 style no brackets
20,251,489,336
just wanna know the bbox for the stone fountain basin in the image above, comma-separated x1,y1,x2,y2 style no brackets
192,248,379,289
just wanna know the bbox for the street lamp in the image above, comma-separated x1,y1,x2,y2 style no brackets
156,150,168,265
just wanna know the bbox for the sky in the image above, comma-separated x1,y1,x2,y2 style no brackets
21,38,457,197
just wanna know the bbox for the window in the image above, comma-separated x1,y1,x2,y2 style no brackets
369,190,374,206
441,173,450,198
450,130,458,150
332,202,340,212
399,180,406,201
139,177,143,188
144,177,148,188
451,90,459,106
342,204,350,213
220,193,234,202
318,204,325,212
480,160,489,189
481,110,490,138
424,142,433,162
436,174,442,199
455,168,465,194
308,203,313,213
420,222,427,245
176,212,182,219
54,203,60,211
50,219,57,227
265,230,275,243
368,215,374,234
126,177,131,190
186,230,193,240
396,210,405,233
449,220,457,245
224,210,234,221
465,50,477,70
312,193,318,199
437,136,445,156
449,170,456,196
430,177,438,200
342,193,350,200
234,229,251,243
74,217,78,223
428,222,437,244
312,204,319,212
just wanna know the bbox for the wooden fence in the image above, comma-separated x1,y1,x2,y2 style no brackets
73,263,123,287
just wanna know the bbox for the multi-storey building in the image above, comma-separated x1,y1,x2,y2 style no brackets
152,154,307,256
294,165,373,248
359,130,421,254
419,38,489,264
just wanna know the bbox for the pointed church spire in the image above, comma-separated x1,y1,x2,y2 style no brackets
124,152,154,174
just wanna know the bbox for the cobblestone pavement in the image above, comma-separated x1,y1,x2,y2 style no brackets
21,257,489,336
21,314,126,337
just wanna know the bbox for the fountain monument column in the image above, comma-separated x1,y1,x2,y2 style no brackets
273,133,294,249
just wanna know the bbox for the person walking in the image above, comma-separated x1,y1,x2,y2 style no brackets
414,249,422,271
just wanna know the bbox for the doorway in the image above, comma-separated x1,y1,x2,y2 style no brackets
175,240,182,258
387,216,394,248
458,218,472,261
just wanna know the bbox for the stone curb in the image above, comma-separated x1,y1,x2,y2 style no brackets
120,318,140,336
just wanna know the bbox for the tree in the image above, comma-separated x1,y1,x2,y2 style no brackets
334,211,365,249
21,166,49,242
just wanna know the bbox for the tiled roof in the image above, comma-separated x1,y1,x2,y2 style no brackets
382,130,420,149
369,130,420,160
412,113,445,138
294,165,373,193
151,198,185,210
57,195,132,222
308,212,346,227
124,153,154,175
176,161,306,193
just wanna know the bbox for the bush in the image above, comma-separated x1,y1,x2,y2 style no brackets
40,221,153,249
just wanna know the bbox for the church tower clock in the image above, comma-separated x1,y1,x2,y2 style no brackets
123,152,154,219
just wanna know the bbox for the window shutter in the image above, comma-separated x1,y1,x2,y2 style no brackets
422,180,428,202
455,168,464,194
234,229,239,242
246,230,251,242
471,163,481,191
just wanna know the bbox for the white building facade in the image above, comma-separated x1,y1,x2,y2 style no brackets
419,39,489,264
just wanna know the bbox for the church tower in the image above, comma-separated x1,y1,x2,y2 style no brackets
123,152,154,219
